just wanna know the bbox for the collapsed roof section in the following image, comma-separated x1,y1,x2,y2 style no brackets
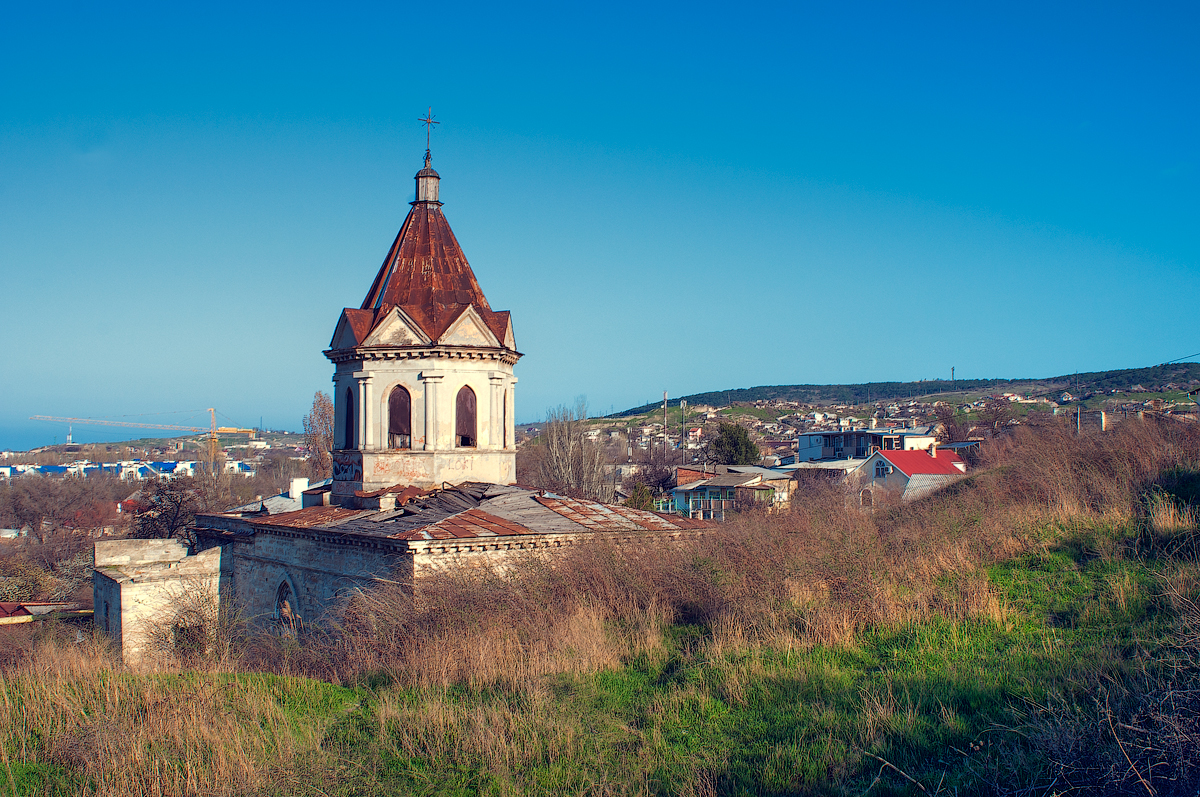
198,483,711,543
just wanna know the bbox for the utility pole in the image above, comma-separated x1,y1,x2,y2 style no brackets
663,391,669,459
680,400,687,465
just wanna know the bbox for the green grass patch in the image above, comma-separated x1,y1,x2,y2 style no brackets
308,522,1187,796
7,522,1193,795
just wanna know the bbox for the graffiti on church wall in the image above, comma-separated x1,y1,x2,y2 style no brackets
332,451,363,482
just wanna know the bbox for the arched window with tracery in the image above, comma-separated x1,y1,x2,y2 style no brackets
343,387,356,449
276,581,302,635
388,386,411,449
456,386,476,447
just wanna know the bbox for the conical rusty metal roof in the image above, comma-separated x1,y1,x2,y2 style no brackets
361,202,493,315
347,155,514,349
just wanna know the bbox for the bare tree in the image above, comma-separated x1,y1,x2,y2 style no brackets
538,398,612,501
303,391,335,480
935,404,971,443
979,398,1014,437
132,476,205,546
625,445,676,496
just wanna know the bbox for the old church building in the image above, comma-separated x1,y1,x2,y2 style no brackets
95,148,707,662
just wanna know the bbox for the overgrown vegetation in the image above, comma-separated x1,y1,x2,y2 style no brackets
2,417,1200,795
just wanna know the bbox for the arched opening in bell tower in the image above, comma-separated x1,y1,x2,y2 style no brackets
456,386,476,447
388,386,412,449
343,387,356,449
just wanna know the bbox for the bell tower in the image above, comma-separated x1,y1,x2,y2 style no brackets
324,149,521,501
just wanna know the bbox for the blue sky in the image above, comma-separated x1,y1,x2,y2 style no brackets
2,1,1197,450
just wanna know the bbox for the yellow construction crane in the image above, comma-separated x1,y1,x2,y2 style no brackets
30,409,257,475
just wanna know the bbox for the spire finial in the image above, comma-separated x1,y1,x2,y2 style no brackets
418,107,439,157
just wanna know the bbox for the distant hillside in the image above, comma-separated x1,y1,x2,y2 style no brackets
609,362,1200,418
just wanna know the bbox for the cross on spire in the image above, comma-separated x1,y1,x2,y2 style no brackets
418,107,439,155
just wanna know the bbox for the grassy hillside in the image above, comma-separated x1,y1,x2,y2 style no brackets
611,362,1200,417
3,417,1199,795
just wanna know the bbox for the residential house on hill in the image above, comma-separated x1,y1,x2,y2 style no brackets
863,446,966,502
794,426,937,462
670,464,795,520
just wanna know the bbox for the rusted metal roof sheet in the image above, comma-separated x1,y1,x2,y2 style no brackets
352,203,513,346
334,483,491,536
339,309,376,347
388,508,532,541
210,482,712,541
354,484,431,505
258,505,373,529
534,496,713,531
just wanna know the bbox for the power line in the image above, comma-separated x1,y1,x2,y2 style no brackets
1162,351,1200,366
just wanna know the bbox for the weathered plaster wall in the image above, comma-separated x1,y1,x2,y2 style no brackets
95,538,189,568
331,449,516,499
93,541,223,666
93,572,122,643
330,351,517,491
407,529,699,578
213,529,413,629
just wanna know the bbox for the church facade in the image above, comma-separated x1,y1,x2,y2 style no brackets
95,149,709,660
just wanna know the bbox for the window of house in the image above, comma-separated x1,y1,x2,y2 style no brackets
456,386,477,447
875,461,888,478
388,386,411,449
344,387,355,449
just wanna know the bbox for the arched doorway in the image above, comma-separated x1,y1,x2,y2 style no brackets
388,386,411,449
456,386,476,447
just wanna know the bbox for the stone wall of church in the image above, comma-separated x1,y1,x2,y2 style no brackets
93,540,224,666
333,358,516,452
406,529,701,578
330,353,517,491
209,530,413,629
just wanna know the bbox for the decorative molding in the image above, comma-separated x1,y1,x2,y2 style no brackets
324,345,522,366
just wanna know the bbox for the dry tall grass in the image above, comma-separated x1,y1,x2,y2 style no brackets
0,626,345,796
219,415,1199,696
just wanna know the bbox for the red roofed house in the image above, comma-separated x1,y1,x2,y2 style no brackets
862,444,967,502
